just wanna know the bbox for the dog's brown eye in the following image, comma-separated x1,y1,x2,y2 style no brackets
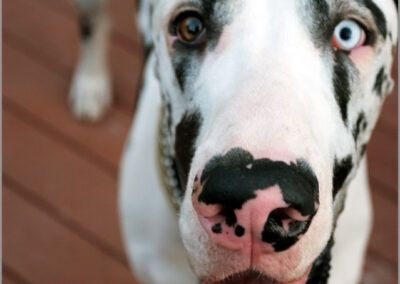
176,14,205,43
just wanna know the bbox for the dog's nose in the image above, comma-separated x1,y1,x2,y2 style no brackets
192,148,319,252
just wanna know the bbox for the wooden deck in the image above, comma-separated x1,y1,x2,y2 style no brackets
2,0,398,283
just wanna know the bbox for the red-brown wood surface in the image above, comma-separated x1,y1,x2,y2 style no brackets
3,0,398,283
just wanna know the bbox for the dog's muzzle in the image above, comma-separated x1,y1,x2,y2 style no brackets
192,148,319,257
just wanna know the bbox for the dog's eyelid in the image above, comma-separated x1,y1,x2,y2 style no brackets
334,5,379,30
170,4,203,22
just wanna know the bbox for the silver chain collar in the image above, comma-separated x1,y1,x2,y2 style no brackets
157,105,182,213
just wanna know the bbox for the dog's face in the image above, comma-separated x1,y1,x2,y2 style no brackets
142,0,397,282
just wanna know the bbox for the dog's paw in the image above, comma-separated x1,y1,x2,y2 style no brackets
69,70,112,122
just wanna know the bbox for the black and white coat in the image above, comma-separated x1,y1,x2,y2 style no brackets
70,0,398,283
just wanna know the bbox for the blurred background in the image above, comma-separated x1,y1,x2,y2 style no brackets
2,0,398,283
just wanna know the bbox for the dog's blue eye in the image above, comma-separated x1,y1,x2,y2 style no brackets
333,19,366,51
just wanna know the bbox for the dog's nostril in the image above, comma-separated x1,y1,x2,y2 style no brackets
289,220,307,233
262,207,311,252
234,225,245,237
267,207,309,234
212,223,223,234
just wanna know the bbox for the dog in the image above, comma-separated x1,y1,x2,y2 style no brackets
70,0,398,283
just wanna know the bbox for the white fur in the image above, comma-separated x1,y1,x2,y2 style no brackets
329,157,372,284
119,54,197,284
70,3,111,121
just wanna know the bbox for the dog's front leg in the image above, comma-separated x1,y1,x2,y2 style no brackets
70,0,112,121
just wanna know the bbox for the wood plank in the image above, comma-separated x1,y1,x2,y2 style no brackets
368,181,398,265
38,0,140,47
2,264,30,284
2,275,18,284
3,0,143,112
377,84,398,134
3,186,137,284
3,41,131,174
363,252,398,284
367,124,397,198
3,109,125,256
2,277,17,284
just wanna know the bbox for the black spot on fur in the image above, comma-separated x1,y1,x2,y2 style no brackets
360,144,368,156
80,14,92,40
200,0,232,49
169,1,234,89
172,54,198,90
174,111,202,191
373,67,387,97
212,223,222,234
333,53,351,125
332,156,353,198
306,236,334,284
309,0,331,44
172,159,184,197
353,112,367,142
220,209,237,227
311,0,330,19
164,102,173,131
300,0,334,49
360,0,387,39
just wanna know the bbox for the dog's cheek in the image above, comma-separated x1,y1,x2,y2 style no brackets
349,46,375,77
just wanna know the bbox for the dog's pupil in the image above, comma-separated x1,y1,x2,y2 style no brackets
185,17,202,36
340,27,352,41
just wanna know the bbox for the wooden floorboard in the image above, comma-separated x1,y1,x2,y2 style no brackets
363,252,398,284
3,0,398,283
3,40,131,174
2,275,18,284
39,0,140,48
3,109,126,256
3,0,143,113
3,185,137,284
368,122,398,199
2,263,31,284
368,181,398,265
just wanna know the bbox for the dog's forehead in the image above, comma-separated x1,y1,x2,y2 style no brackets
154,0,397,61
157,0,397,27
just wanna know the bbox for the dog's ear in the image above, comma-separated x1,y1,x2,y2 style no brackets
137,0,154,47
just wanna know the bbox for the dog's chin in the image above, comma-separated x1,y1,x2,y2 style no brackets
201,269,311,284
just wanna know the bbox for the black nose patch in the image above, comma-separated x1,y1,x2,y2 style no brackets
198,148,319,251
198,148,319,215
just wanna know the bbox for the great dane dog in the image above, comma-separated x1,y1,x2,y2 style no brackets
70,0,398,283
